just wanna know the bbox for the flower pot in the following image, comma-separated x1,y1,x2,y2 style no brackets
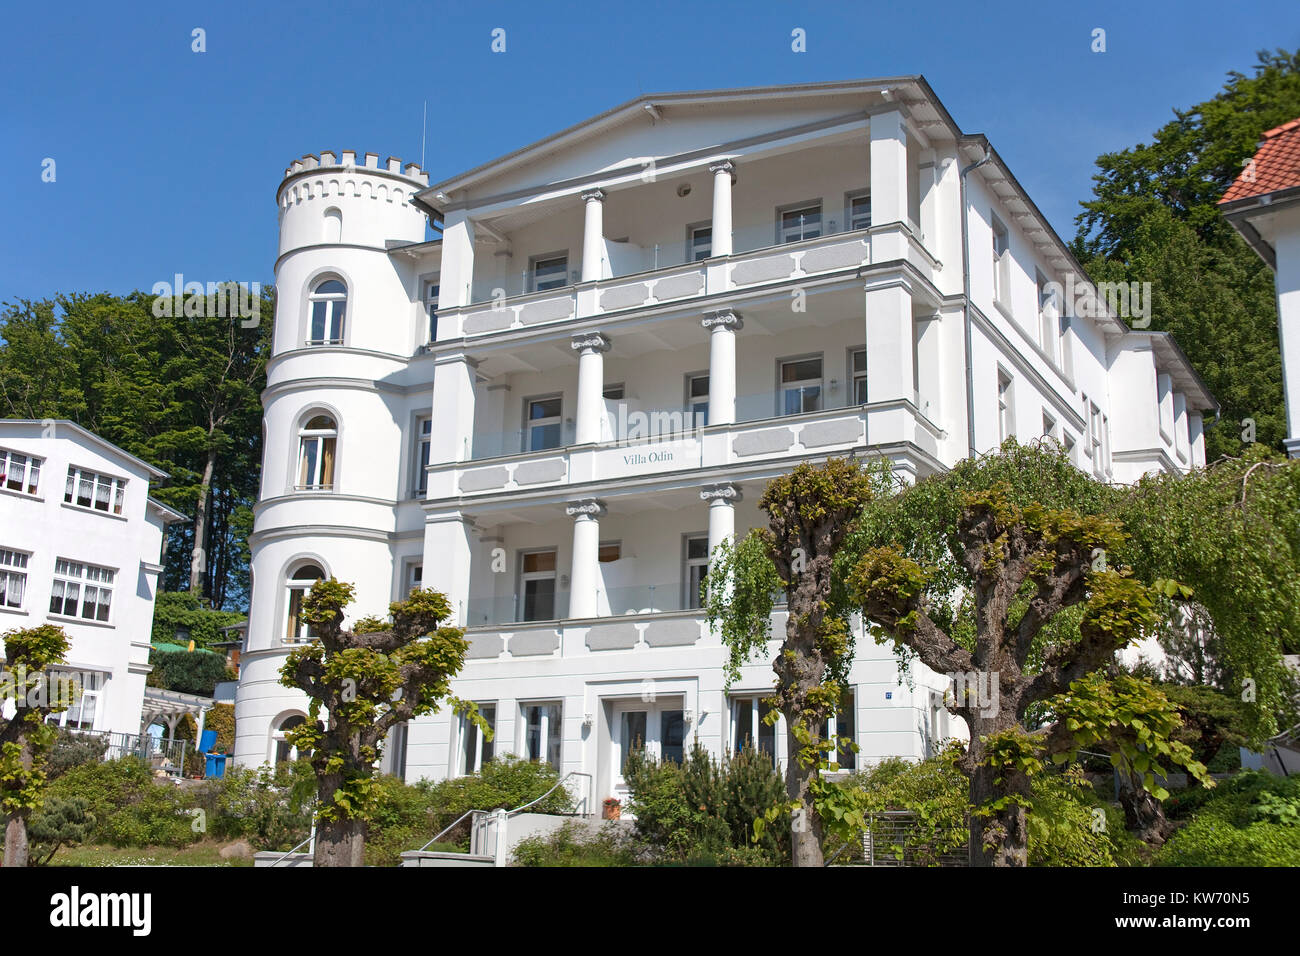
602,801,622,820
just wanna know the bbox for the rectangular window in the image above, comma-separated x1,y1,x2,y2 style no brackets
686,373,709,427
1042,410,1057,439
991,216,1010,304
850,349,867,405
1088,400,1105,476
462,704,496,775
50,558,114,623
846,192,871,231
730,694,777,758
778,202,822,244
519,549,557,622
0,449,42,496
413,416,432,496
423,277,440,343
51,671,103,730
0,548,29,609
523,702,562,769
405,562,423,595
1037,271,1057,364
602,383,624,401
598,541,622,563
780,356,823,415
688,224,712,261
1063,433,1077,462
63,466,126,515
683,534,709,610
526,395,564,452
530,253,568,293
997,370,1014,442
821,690,857,771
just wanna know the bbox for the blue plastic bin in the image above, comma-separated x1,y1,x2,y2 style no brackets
204,752,228,778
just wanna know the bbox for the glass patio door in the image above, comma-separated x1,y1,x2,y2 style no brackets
610,700,685,802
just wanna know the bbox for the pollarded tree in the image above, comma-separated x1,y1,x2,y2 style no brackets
1,624,71,867
279,581,486,867
706,457,877,867
844,443,1213,865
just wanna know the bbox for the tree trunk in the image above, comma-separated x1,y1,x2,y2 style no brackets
3,814,29,868
189,444,217,595
784,721,825,867
312,776,365,867
966,714,1030,867
1118,772,1170,845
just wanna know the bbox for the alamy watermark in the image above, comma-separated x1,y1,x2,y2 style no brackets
150,275,261,327
1045,274,1152,329
0,666,82,709
945,670,1000,718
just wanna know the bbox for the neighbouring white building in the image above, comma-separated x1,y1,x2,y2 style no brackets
0,420,187,737
233,78,1214,802
1220,115,1300,459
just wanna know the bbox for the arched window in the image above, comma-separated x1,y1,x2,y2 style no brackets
296,415,337,490
307,278,347,344
285,563,325,643
273,714,307,764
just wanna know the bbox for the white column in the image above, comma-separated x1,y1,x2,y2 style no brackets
438,210,477,307
1188,412,1206,468
864,276,915,404
701,309,742,425
571,332,611,444
430,352,477,463
701,484,740,555
869,110,909,261
566,499,606,619
709,162,734,257
422,514,474,625
581,189,606,282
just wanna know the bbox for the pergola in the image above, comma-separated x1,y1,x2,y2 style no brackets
141,686,215,744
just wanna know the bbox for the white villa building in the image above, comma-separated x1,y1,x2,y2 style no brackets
0,420,187,737
233,78,1214,803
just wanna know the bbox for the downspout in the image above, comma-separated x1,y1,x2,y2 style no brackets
960,143,992,459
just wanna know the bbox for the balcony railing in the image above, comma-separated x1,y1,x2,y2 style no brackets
465,218,871,306
464,590,572,628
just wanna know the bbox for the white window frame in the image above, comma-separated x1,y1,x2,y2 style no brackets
991,215,1010,305
461,703,496,774
849,348,867,405
1037,271,1058,365
846,191,871,232
1042,410,1058,440
685,372,709,427
824,689,857,771
729,693,779,759
524,394,564,453
779,354,824,416
0,448,42,496
404,561,423,596
683,533,709,610
412,415,432,497
63,465,126,515
423,276,440,344
0,548,29,610
777,200,823,244
296,415,338,490
307,278,347,345
997,369,1015,442
284,564,325,643
518,548,558,623
48,670,103,731
686,222,712,261
50,558,115,623
529,252,569,293
521,701,562,769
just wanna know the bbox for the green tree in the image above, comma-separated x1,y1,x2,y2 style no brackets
706,457,876,867
1,625,72,867
1073,49,1300,457
279,581,482,867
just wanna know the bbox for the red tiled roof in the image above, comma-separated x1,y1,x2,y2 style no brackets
1220,117,1300,203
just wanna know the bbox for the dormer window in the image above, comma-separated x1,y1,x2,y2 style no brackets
308,279,347,344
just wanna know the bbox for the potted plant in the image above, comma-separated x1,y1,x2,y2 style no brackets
602,797,622,820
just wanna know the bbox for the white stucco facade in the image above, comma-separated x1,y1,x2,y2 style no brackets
0,420,186,737
234,80,1214,800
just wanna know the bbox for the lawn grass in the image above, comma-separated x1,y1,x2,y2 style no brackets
47,842,254,867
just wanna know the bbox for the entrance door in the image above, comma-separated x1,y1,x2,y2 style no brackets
609,699,686,801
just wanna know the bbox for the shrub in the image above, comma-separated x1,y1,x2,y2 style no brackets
1156,770,1300,866
364,774,442,866
623,741,788,864
1027,767,1143,866
147,646,230,696
186,760,315,850
46,728,108,779
150,591,245,648
414,756,573,848
512,821,640,867
47,757,194,848
28,796,96,865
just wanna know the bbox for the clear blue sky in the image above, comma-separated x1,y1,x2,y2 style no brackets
2,0,1298,303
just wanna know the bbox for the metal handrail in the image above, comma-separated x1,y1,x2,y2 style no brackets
268,825,315,867
413,770,593,854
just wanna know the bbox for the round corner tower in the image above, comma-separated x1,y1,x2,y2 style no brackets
234,150,439,770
